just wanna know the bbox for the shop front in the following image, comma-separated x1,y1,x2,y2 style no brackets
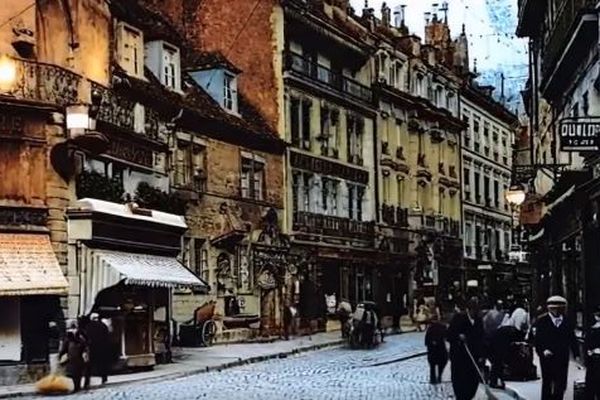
67,199,208,369
0,231,68,384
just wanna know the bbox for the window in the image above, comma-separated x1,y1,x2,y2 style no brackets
382,172,391,204
484,176,490,206
224,74,233,110
504,231,510,253
289,98,312,149
483,122,490,138
465,222,473,247
348,183,364,221
397,176,405,204
117,23,144,78
163,44,178,89
174,140,206,190
474,172,481,203
583,91,590,116
473,117,480,134
464,168,471,200
572,102,579,118
320,106,339,157
241,154,265,200
321,178,339,216
434,86,443,107
347,113,364,164
493,180,499,208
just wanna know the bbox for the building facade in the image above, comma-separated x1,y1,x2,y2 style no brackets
460,85,518,299
517,0,600,328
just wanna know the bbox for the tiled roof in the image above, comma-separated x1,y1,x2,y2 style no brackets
0,233,68,296
183,51,241,74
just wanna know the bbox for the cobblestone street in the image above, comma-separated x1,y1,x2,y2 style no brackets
29,333,461,400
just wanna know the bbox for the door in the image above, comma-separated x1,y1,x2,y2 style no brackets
0,297,21,361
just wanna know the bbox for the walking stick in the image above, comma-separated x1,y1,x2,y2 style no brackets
463,340,496,399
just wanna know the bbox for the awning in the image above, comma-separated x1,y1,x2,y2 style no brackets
82,248,209,314
0,233,68,296
545,185,575,214
94,249,208,288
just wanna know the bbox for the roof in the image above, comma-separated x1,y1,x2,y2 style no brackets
183,51,241,74
0,233,68,296
74,198,188,229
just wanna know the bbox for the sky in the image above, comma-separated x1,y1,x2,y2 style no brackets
349,0,528,112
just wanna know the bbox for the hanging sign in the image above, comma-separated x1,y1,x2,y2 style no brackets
559,117,600,151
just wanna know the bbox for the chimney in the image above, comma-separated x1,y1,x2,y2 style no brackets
393,5,406,28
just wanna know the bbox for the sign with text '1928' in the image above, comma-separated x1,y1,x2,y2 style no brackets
559,117,600,151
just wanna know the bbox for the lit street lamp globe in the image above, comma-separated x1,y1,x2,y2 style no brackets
505,184,526,207
0,55,17,90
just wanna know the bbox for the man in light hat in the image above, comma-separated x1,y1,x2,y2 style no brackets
534,295,580,400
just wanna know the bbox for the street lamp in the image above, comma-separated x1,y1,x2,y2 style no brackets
505,183,526,207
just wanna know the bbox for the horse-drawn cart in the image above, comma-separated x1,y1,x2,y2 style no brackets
178,301,217,347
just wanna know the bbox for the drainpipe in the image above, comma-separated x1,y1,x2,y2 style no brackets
457,89,465,290
373,115,380,223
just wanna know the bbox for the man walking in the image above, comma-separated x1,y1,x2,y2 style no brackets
534,296,580,400
83,313,111,387
484,300,506,388
447,297,485,400
585,306,600,399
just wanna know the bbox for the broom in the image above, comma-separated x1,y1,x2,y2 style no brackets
463,340,498,400
35,354,74,395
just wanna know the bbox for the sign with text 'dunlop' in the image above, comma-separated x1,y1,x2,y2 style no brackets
559,117,600,151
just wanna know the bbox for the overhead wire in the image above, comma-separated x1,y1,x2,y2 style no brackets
205,0,262,90
0,2,35,31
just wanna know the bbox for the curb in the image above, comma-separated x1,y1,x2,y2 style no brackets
0,339,345,399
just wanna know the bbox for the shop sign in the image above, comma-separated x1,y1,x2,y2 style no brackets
559,117,600,151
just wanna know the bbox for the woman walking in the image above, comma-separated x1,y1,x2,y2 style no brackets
59,322,89,392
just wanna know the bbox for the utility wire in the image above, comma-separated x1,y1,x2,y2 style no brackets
206,0,262,90
0,2,35,31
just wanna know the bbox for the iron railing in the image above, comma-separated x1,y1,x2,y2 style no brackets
284,51,372,102
0,57,81,107
293,211,374,239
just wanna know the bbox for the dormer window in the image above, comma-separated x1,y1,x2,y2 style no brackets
145,40,181,91
223,72,237,112
189,60,240,114
116,22,144,78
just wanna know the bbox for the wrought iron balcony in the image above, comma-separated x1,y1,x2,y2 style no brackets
381,205,409,227
284,51,372,102
0,57,81,107
293,211,374,239
541,0,597,86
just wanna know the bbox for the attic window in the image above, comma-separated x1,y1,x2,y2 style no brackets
144,40,181,91
223,72,238,113
162,44,179,90
116,22,144,78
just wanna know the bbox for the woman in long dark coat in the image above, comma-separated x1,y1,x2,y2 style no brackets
447,297,484,400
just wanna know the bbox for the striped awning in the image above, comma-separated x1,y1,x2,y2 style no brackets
0,233,68,296
94,249,208,289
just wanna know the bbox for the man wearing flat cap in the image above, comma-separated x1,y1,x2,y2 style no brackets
534,295,580,400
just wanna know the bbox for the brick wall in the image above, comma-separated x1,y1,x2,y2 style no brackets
147,0,283,134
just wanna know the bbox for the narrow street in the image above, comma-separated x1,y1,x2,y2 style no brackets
28,333,460,400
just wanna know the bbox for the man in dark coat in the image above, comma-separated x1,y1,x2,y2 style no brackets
83,313,111,387
447,297,484,400
425,321,448,384
534,295,580,400
585,305,600,399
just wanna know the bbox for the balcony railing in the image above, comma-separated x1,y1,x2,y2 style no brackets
0,57,81,107
284,51,372,102
542,0,597,77
409,213,460,236
381,205,409,227
293,211,374,239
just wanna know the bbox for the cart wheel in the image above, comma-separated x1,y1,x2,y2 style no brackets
201,320,216,346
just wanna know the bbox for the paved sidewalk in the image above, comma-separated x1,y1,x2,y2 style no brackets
0,331,346,399
507,356,586,400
